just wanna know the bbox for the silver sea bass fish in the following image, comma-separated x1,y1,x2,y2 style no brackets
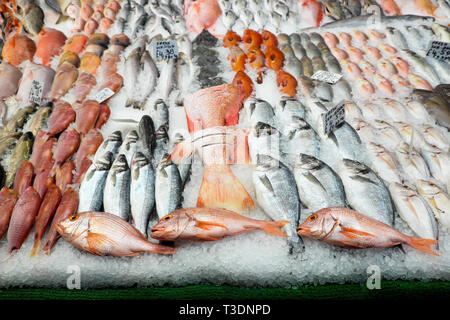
78,151,114,212
130,152,155,237
338,158,394,226
294,154,346,211
155,155,183,219
252,154,303,254
93,131,122,163
103,154,131,221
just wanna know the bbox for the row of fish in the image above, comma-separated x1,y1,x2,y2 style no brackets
79,113,191,238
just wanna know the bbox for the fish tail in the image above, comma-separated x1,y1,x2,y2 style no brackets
197,165,254,211
30,238,41,257
405,236,439,256
259,220,289,237
144,242,176,255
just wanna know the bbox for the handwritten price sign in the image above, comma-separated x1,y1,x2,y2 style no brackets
154,40,179,61
322,101,345,135
29,80,44,105
426,41,450,62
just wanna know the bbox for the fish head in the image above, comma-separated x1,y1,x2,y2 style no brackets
56,213,88,241
297,212,328,239
151,211,192,241
416,179,440,196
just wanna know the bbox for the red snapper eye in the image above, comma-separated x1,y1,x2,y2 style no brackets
308,214,318,222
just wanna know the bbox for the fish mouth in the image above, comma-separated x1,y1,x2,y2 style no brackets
55,223,64,235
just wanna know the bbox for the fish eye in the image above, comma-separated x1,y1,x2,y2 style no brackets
69,215,79,221
308,214,318,221
162,214,173,221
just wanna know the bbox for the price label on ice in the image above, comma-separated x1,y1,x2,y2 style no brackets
95,87,115,103
322,100,345,135
426,41,450,62
29,80,44,105
311,70,343,84
154,40,179,61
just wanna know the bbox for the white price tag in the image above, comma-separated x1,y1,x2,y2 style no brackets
426,41,450,62
95,88,115,103
322,100,345,135
311,70,343,84
29,80,43,105
154,40,179,61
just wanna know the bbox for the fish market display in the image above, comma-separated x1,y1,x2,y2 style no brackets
0,0,449,290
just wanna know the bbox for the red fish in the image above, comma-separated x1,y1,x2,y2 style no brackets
52,128,81,170
49,61,79,101
0,188,18,240
13,160,34,196
298,207,438,255
36,28,67,67
233,71,254,100
169,126,253,212
75,99,101,135
33,167,54,199
276,71,297,97
84,18,99,36
42,188,79,254
242,29,262,51
73,71,97,103
64,35,88,55
47,100,76,137
1,34,36,67
185,0,222,34
55,160,74,192
7,186,41,253
183,84,244,133
265,47,284,71
32,137,55,173
298,0,323,27
380,0,402,15
30,184,62,257
247,47,265,83
74,128,103,173
151,207,288,242
95,103,110,129
96,72,123,102
261,30,278,49
223,30,241,48
228,46,247,72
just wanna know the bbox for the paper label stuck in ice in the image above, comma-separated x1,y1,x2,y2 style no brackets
426,41,450,62
154,40,179,61
311,70,343,84
95,88,115,103
322,101,345,135
29,80,44,105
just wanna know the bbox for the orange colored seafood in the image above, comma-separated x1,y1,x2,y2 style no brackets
242,29,262,50
185,0,222,34
74,71,97,103
53,128,81,168
96,72,123,101
64,35,88,55
151,207,288,242
1,34,36,66
7,186,41,253
223,30,241,48
95,104,110,129
0,188,18,240
84,18,98,36
74,129,103,173
261,30,278,49
183,84,244,133
99,17,113,33
265,47,284,71
80,52,102,74
247,47,265,83
228,46,247,72
276,70,297,97
323,33,339,48
380,0,402,15
33,137,55,173
36,28,67,67
49,62,79,101
232,71,254,100
298,207,437,255
31,184,62,257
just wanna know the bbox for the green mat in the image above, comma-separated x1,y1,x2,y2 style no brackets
1,281,449,300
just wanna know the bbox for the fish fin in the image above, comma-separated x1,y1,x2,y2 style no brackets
142,242,175,255
196,234,222,241
30,239,41,257
167,140,193,164
86,232,117,256
259,220,289,237
195,220,229,231
340,227,375,239
197,165,254,211
56,15,69,24
405,236,439,256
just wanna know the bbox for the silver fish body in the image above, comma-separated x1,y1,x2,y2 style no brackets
118,130,139,168
103,154,131,221
155,156,182,219
245,97,276,127
248,122,282,165
93,131,122,163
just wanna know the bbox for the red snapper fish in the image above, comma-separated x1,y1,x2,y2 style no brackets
170,126,254,212
151,207,288,242
57,211,175,257
297,207,438,255
183,84,244,133
185,0,222,35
